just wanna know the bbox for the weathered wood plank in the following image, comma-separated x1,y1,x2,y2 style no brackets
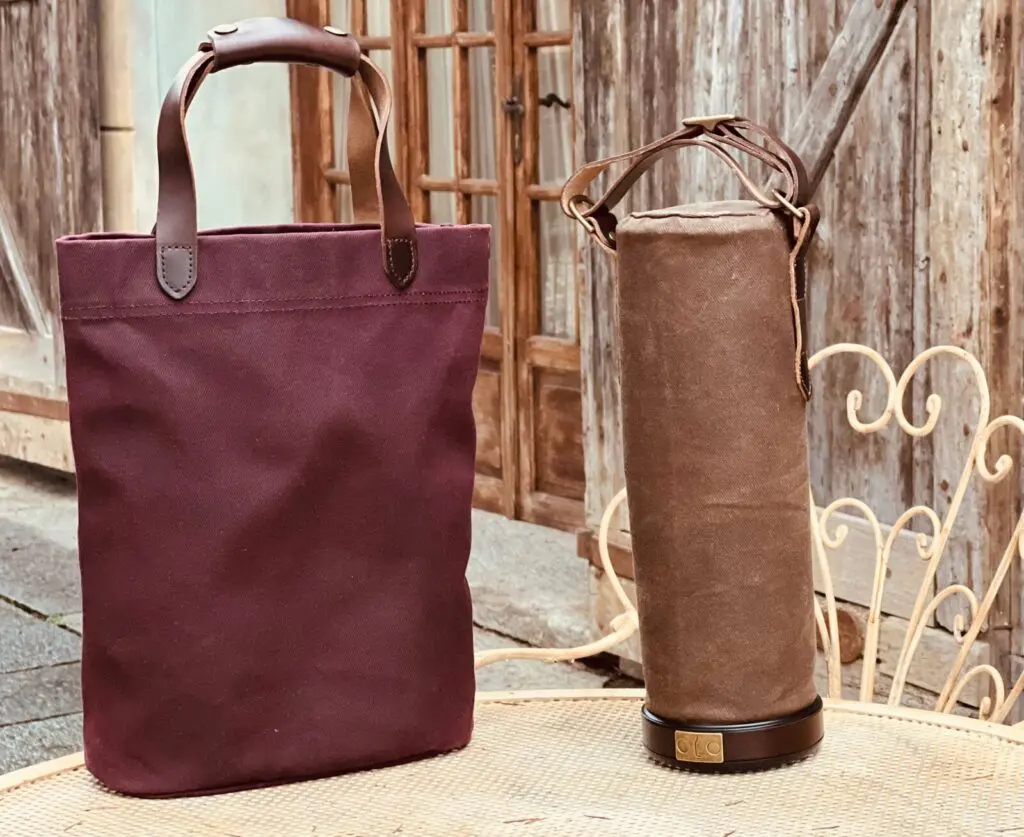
784,0,911,195
1010,655,1024,724
806,7,918,532
0,411,73,472
910,0,934,609
0,0,101,329
979,0,1022,698
809,510,930,623
573,0,627,530
287,0,336,223
877,614,988,709
1,0,99,465
928,0,989,635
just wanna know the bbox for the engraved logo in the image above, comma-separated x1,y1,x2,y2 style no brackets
674,731,725,764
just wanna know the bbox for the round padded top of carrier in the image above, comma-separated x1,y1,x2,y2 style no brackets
1,691,1022,836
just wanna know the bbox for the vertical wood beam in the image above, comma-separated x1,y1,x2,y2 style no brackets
351,0,367,34
980,0,1021,684
929,0,1022,692
406,1,430,220
911,0,934,615
494,0,519,517
573,0,627,532
452,0,471,224
286,0,336,222
513,0,535,516
390,0,411,189
98,0,135,232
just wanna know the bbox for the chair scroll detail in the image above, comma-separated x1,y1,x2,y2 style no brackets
810,343,1024,725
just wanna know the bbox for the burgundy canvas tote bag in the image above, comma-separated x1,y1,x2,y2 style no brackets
54,18,488,798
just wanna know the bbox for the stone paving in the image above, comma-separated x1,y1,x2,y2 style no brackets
0,457,617,774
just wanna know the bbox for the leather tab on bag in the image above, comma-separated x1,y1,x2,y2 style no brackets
157,245,198,300
385,239,417,289
202,17,361,76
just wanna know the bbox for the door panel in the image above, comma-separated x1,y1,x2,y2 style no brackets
511,0,583,529
396,0,518,517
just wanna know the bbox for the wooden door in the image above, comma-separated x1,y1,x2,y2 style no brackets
507,1,582,529
0,0,100,469
290,0,584,530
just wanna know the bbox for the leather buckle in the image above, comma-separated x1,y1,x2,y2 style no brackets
682,113,737,132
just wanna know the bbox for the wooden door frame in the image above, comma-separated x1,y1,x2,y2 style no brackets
509,0,580,529
287,0,521,520
398,0,520,519
285,0,410,221
286,1,582,529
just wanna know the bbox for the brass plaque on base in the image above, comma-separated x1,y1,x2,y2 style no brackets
674,731,725,764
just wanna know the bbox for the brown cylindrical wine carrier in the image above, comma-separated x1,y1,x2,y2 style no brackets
562,115,824,772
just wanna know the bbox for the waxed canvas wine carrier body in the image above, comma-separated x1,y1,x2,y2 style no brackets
563,117,824,771
55,19,488,797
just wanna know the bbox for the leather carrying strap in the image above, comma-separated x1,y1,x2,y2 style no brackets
561,114,818,401
155,17,417,300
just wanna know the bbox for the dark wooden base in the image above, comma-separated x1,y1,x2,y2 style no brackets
641,696,824,773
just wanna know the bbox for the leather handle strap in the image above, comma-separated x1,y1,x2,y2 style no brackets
177,47,383,224
155,17,417,300
562,115,818,401
560,116,809,253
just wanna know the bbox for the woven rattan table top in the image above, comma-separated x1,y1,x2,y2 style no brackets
2,690,1022,836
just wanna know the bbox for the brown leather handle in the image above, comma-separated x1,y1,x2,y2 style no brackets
155,17,417,300
562,115,819,401
560,115,810,253
176,41,383,225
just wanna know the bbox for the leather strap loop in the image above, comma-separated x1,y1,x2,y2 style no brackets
154,17,417,300
560,116,809,253
562,115,818,401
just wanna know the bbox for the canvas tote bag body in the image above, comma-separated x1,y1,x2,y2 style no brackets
562,116,823,771
55,18,489,798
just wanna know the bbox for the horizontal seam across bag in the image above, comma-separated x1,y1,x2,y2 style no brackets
62,293,488,320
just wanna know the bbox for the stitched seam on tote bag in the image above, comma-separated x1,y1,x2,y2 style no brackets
62,293,489,321
62,289,480,313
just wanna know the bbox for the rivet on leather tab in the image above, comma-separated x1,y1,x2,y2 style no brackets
212,23,238,35
324,25,349,36
682,113,736,131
